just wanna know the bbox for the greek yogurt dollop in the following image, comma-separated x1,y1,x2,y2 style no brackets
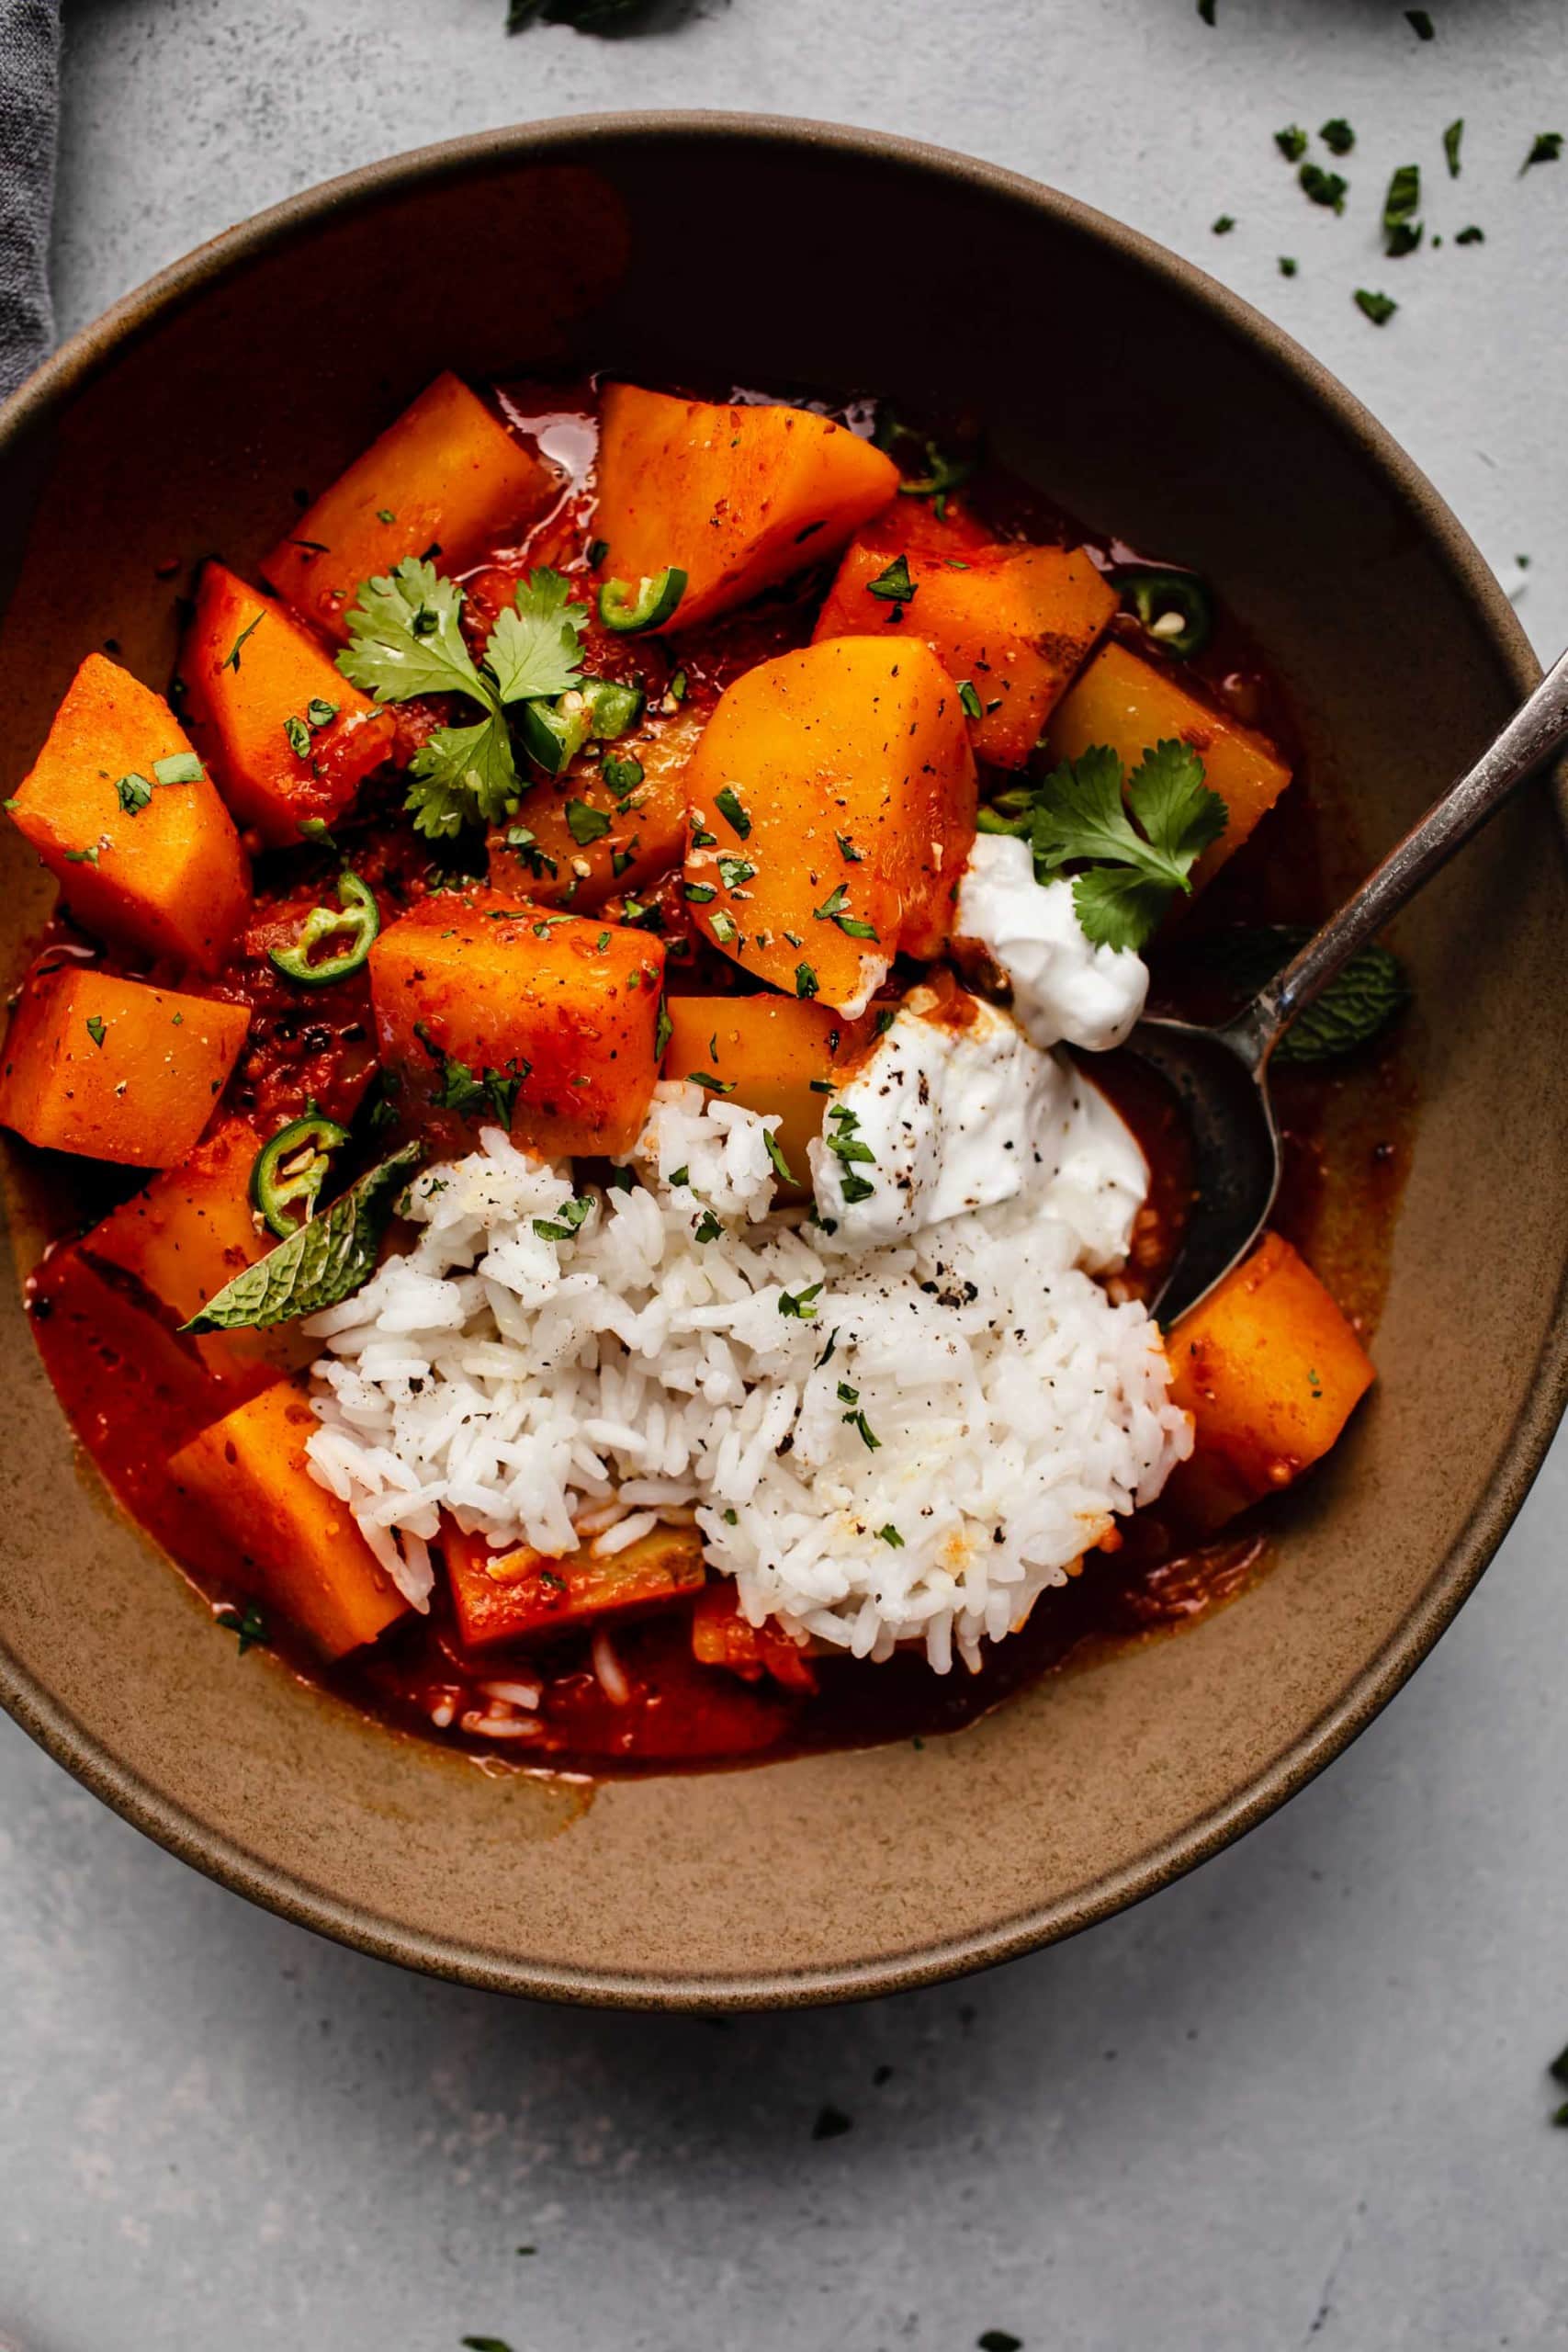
953,831,1148,1053
808,983,1145,1270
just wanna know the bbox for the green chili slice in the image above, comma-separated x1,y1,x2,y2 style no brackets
268,871,380,986
250,1110,351,1240
598,567,687,633
515,678,644,775
1116,567,1215,661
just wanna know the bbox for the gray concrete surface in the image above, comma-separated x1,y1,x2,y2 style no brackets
5,2,1568,2344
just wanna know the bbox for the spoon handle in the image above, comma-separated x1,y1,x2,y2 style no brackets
1249,639,1568,1056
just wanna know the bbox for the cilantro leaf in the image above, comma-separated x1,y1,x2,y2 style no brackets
404,716,518,839
1028,741,1227,953
337,560,490,706
1126,739,1229,869
485,569,590,703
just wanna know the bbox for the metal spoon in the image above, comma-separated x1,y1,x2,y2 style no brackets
1131,642,1568,1324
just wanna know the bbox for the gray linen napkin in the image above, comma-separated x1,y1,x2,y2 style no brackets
0,0,61,401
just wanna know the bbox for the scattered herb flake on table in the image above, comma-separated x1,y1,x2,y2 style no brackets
1444,119,1463,177
1355,288,1398,325
1404,8,1434,37
1320,118,1355,156
1299,163,1348,212
1275,126,1308,163
1382,163,1423,256
1522,131,1563,171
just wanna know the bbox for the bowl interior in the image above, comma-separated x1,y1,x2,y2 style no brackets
1,119,1564,2004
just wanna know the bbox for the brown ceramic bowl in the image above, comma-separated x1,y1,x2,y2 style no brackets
2,114,1565,2007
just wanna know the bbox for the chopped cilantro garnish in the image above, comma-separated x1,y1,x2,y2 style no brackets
956,681,983,721
221,614,264,672
655,999,673,1058
687,1070,736,1094
763,1131,795,1186
867,553,915,608
283,714,312,759
502,823,557,881
603,752,644,797
875,1525,904,1548
668,1165,690,1187
153,752,204,786
1354,288,1398,325
63,844,101,865
566,799,612,845
668,668,688,703
778,1282,823,1320
377,508,396,524
842,1405,880,1451
683,881,717,904
710,910,739,946
533,1194,593,1243
714,785,750,839
114,772,152,815
716,855,755,890
693,1209,723,1244
216,1602,268,1655
85,1013,106,1047
812,882,879,942
795,962,819,1000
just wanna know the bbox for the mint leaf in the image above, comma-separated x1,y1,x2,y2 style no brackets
338,560,491,706
184,1145,422,1330
485,569,589,703
1196,925,1410,1062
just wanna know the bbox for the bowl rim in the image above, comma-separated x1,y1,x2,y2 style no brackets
2,107,1563,2010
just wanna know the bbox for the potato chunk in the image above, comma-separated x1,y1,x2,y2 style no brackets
1043,640,1292,885
1165,1232,1374,1530
443,1521,705,1652
6,653,249,971
682,637,976,1013
180,563,396,846
169,1379,409,1657
594,385,898,631
369,890,665,1158
262,372,557,643
487,706,705,910
0,967,248,1168
660,994,878,1191
815,538,1116,768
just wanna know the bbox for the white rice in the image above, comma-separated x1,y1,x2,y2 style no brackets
303,1084,1191,1671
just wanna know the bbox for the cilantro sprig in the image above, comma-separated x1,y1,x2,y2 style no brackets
336,559,592,838
990,741,1227,954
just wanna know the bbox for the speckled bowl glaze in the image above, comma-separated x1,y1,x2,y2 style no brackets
1,115,1564,2007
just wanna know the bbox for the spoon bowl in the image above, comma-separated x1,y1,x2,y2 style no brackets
1120,1010,1280,1323
1134,639,1568,1326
